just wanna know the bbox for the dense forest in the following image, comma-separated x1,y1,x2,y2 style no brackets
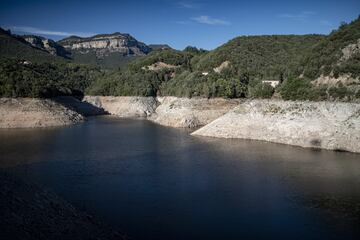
1,15,360,101
0,59,102,98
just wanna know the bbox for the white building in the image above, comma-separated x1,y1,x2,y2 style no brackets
262,80,280,88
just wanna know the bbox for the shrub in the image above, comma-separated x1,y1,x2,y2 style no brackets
248,82,274,99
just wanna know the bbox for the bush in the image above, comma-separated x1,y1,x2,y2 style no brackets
328,85,352,100
279,78,327,101
248,82,274,99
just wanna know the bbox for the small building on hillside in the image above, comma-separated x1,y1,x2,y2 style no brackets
262,80,280,88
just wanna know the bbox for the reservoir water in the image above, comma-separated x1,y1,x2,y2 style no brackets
0,116,359,240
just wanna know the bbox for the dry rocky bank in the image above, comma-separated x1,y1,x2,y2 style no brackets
83,96,240,128
1,96,359,153
84,96,360,152
192,100,360,153
0,98,83,128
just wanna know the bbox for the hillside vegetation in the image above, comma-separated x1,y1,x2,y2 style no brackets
1,15,359,101
0,28,65,63
0,59,102,98
87,35,326,98
86,47,205,96
301,16,360,79
88,16,360,101
0,29,103,98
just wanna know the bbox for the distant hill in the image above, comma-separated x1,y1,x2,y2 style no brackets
0,28,102,98
0,28,65,63
149,44,172,50
22,35,71,59
58,33,152,69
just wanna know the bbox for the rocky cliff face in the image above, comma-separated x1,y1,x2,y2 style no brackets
192,100,360,153
58,33,151,58
23,35,70,58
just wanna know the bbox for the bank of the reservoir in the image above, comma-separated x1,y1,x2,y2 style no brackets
0,98,83,128
1,96,359,153
192,100,360,153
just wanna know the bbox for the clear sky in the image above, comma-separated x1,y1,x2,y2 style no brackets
1,0,359,50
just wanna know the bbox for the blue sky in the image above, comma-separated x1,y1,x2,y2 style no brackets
0,0,359,49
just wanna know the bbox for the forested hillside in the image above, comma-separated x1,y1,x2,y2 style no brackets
301,16,360,79
86,47,205,96
87,16,360,101
87,35,326,98
0,59,102,98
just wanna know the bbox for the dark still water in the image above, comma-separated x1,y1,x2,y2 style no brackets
0,116,360,240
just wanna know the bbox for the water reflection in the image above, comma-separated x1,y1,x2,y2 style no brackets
0,116,359,240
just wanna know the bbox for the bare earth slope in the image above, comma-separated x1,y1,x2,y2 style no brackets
0,98,83,128
192,100,360,153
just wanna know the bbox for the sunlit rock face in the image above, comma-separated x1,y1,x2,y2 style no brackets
23,35,70,58
58,33,151,57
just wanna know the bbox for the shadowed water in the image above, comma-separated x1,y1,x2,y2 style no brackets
0,116,359,240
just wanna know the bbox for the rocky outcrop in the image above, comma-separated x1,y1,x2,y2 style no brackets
142,62,179,71
23,35,70,58
0,98,83,128
58,33,151,58
149,97,240,128
83,96,158,118
312,73,360,87
339,38,360,62
192,100,360,153
213,61,230,73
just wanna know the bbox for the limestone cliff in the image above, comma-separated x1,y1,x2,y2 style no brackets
58,33,151,58
23,35,70,58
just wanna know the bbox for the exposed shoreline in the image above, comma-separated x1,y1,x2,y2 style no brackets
192,100,360,153
0,98,84,128
1,96,359,153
